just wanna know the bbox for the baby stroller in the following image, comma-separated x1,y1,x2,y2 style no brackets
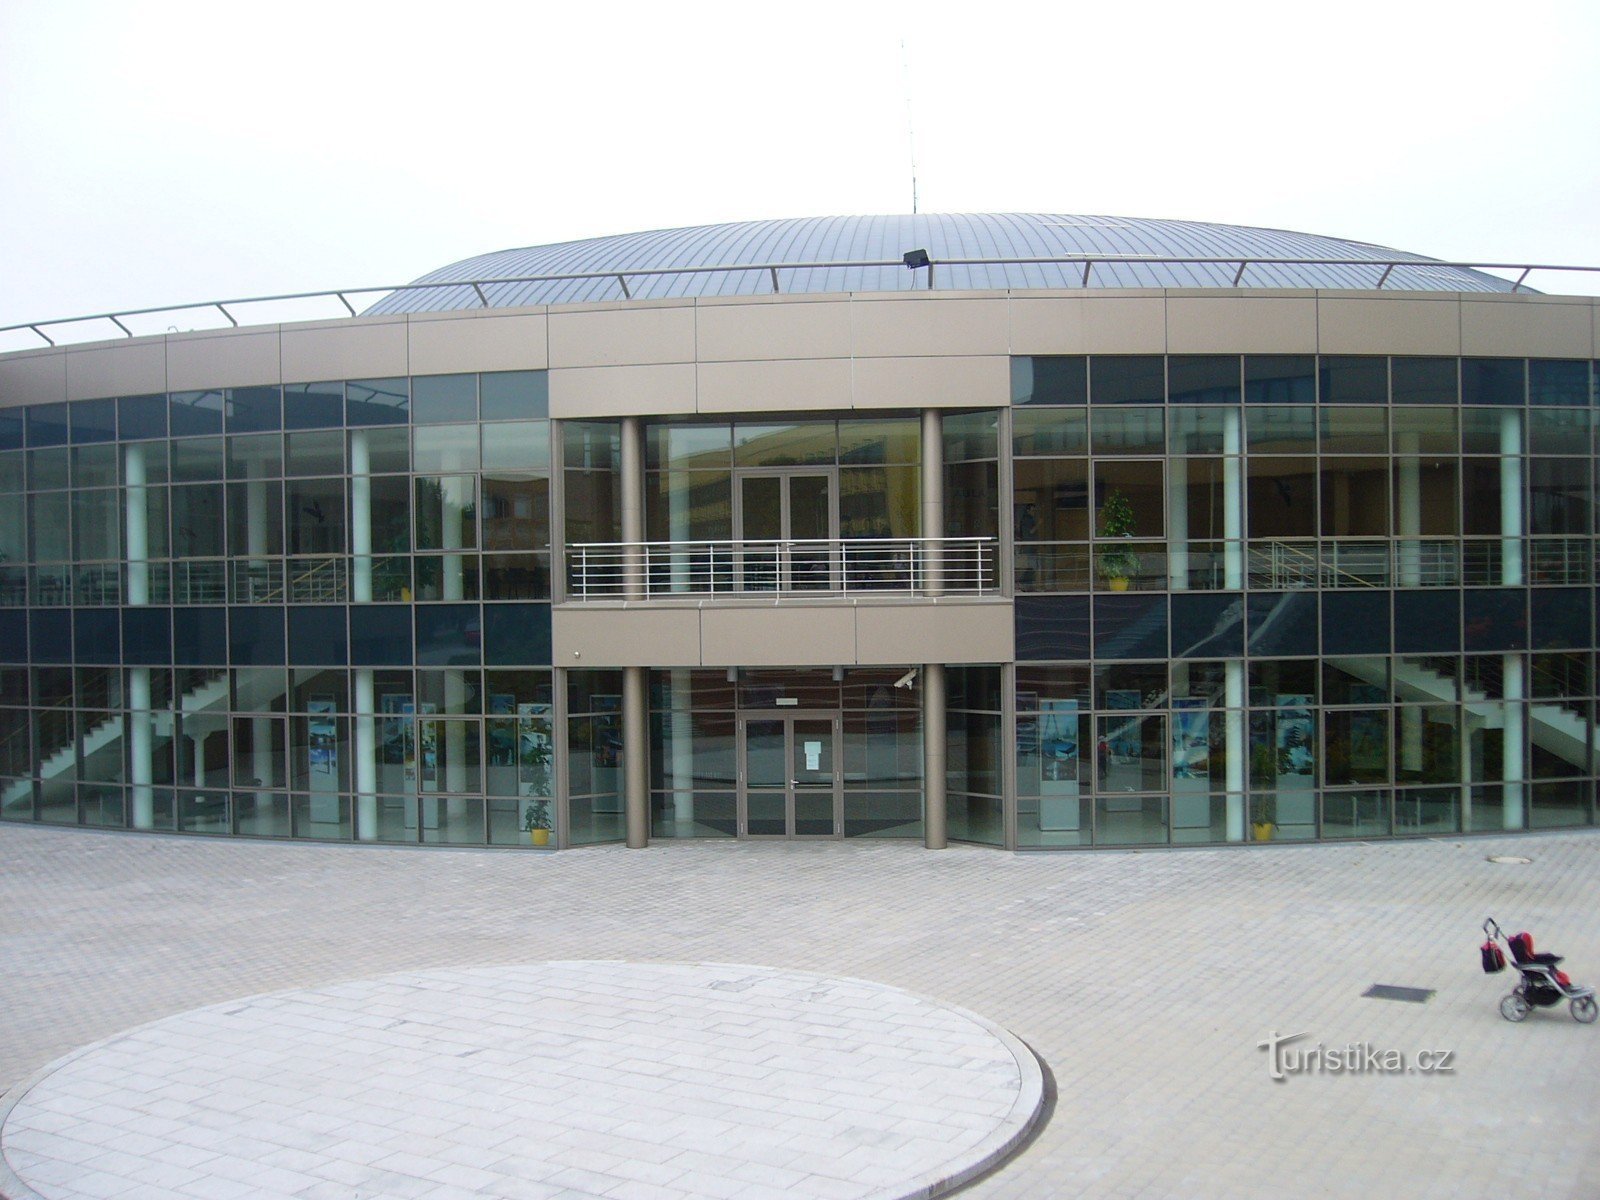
1481,917,1597,1023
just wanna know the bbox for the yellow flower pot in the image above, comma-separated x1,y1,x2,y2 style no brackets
529,828,550,847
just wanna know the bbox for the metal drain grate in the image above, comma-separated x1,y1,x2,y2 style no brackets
1363,984,1435,1003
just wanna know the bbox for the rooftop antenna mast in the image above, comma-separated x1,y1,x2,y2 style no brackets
901,38,919,214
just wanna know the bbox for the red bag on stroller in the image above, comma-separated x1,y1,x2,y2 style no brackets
1481,940,1506,973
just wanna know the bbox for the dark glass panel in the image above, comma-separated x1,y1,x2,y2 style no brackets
416,604,480,666
1246,592,1317,656
1168,355,1240,404
1463,588,1527,651
29,610,72,662
122,608,172,665
1012,355,1087,405
173,607,227,664
1093,594,1168,659
25,403,69,447
412,374,477,424
1528,359,1588,407
1015,595,1091,660
171,436,224,482
230,607,285,665
69,398,117,443
1170,593,1244,658
1462,358,1525,406
225,386,282,433
943,410,998,461
480,371,549,421
168,391,225,436
1318,356,1387,404
1090,356,1163,404
73,609,119,664
349,605,411,665
1531,589,1589,650
345,377,409,426
1244,355,1315,404
288,606,350,664
1394,591,1460,653
1245,406,1315,453
1321,591,1390,655
117,394,167,440
282,382,344,430
0,411,23,452
1012,408,1088,456
484,603,552,666
1390,357,1458,405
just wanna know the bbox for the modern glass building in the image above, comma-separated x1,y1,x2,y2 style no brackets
0,213,1595,850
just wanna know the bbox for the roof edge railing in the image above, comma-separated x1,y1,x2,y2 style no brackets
4,256,1597,349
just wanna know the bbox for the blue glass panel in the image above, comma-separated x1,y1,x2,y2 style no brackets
483,603,551,665
1322,591,1390,654
1463,588,1527,651
1394,591,1459,653
25,403,69,447
1090,356,1163,404
225,386,283,432
29,610,71,663
1246,592,1317,656
70,398,117,443
288,606,349,665
173,607,227,664
412,375,477,424
73,609,120,664
1390,357,1457,404
1012,356,1087,405
1093,594,1168,659
121,608,172,665
0,411,22,452
480,371,549,420
1167,356,1240,404
229,607,285,665
1318,356,1386,404
416,604,480,665
168,391,225,436
1170,592,1244,658
346,378,409,426
1528,360,1588,407
1244,356,1315,404
1014,595,1090,659
1462,359,1525,406
117,394,168,440
0,610,27,661
349,605,412,665
1531,588,1588,650
283,382,344,430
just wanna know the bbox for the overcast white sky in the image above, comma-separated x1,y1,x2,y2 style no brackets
2,0,1597,346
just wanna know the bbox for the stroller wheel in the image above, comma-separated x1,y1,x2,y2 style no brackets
1572,996,1598,1024
1500,993,1531,1022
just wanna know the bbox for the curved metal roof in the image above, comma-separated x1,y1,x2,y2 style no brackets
367,213,1517,313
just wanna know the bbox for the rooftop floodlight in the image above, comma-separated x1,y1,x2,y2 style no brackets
902,248,931,270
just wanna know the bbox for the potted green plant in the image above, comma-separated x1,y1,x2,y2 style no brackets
1251,792,1277,841
523,797,552,847
1096,488,1138,591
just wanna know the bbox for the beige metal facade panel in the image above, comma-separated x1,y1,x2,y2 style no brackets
66,339,167,401
1165,296,1318,353
407,312,549,375
548,305,695,369
550,364,697,418
166,329,283,391
1317,297,1461,355
850,355,1009,410
279,318,408,383
1460,297,1595,359
850,297,1010,359
698,606,857,666
0,349,67,408
553,607,702,668
695,358,852,414
694,298,852,363
1008,296,1166,355
854,602,1014,665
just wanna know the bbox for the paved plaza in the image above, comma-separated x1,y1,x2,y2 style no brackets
2,826,1598,1199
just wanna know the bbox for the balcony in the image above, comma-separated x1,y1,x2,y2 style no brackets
565,538,998,602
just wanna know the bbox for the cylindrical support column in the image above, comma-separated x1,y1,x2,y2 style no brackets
1224,658,1246,842
129,667,153,829
623,664,648,848
192,731,206,788
1500,410,1523,586
670,668,695,833
923,663,948,848
1168,438,1189,590
1503,655,1525,829
920,408,944,595
1397,433,1422,587
350,430,373,603
441,474,467,601
354,668,377,840
621,417,644,599
445,670,468,819
1222,409,1243,590
124,443,149,606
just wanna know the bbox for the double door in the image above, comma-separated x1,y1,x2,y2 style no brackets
736,470,836,591
738,712,841,837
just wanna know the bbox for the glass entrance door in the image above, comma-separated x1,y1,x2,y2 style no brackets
738,712,840,837
737,471,835,591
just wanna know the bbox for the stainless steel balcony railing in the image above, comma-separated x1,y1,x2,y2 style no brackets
566,538,997,600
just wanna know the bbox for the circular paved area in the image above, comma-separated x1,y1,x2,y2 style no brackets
0,961,1044,1200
